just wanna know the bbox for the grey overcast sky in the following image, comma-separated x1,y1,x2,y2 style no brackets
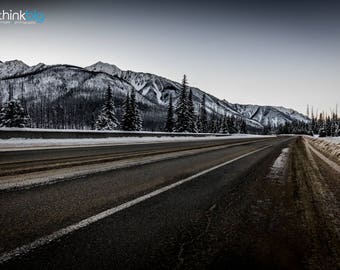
1,0,339,114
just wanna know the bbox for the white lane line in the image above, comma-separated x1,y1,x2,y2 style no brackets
0,144,272,264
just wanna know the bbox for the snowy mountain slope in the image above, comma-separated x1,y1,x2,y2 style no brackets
273,106,309,123
86,61,122,77
229,103,309,127
0,60,309,130
0,64,155,107
87,62,180,105
84,62,308,128
0,60,47,79
0,60,29,78
84,62,265,128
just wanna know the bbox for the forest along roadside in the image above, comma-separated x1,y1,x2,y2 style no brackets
173,136,339,270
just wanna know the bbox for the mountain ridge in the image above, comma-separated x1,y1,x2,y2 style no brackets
0,60,309,131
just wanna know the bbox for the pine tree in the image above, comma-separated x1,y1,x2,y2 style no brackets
164,95,175,132
199,94,208,133
335,124,340,137
325,116,331,136
187,89,197,132
225,115,236,134
95,86,119,130
130,90,142,131
122,92,132,131
208,112,218,133
122,91,142,131
240,119,247,134
0,99,31,128
221,114,229,134
330,121,336,137
214,115,222,133
196,116,201,133
262,125,271,135
175,75,190,132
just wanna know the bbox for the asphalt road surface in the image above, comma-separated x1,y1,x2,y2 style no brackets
0,136,339,270
0,137,271,176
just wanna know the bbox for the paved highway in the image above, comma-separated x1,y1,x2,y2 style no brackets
4,136,335,269
0,137,273,176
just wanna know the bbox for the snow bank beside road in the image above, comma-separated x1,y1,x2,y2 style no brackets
318,137,340,144
305,136,340,164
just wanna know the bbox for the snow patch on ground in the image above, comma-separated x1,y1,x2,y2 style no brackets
266,148,290,183
318,137,340,144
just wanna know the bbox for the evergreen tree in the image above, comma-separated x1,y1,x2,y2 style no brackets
325,116,331,136
122,92,132,131
196,116,201,133
122,91,142,131
262,125,271,135
330,121,336,137
213,115,220,133
175,75,190,132
220,114,229,134
130,90,142,131
0,99,31,128
311,114,317,134
164,95,175,132
208,112,220,133
187,89,197,132
240,119,247,134
199,93,208,133
318,113,325,132
335,124,340,137
227,116,235,133
95,86,119,130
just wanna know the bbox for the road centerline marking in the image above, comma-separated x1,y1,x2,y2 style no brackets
0,144,272,264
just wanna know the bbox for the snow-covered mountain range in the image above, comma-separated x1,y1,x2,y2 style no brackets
0,60,309,130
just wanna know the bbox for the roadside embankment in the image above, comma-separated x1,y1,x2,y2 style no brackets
304,136,340,164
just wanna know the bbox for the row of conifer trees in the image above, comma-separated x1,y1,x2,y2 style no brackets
163,75,247,134
93,75,247,134
94,87,142,131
